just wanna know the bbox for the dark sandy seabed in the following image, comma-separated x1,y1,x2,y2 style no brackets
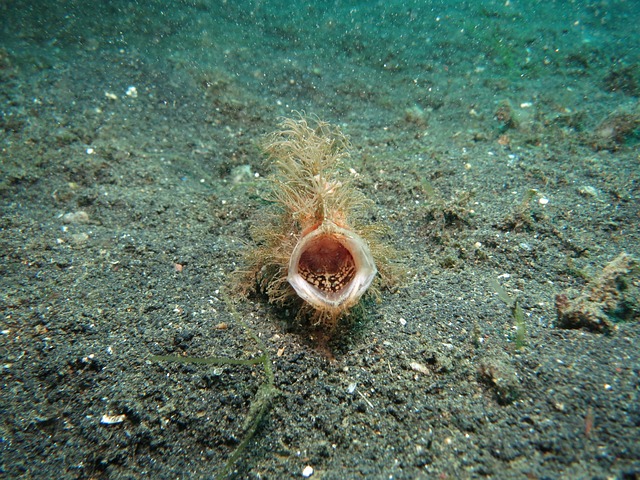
1,1,639,478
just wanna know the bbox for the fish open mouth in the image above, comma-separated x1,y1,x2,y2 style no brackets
287,221,377,312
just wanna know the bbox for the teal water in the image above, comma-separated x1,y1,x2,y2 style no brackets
4,0,638,125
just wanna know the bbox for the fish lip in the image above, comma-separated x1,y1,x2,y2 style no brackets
287,220,377,312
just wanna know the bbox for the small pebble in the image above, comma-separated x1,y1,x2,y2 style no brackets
62,211,89,224
302,465,314,477
578,185,598,198
70,232,90,244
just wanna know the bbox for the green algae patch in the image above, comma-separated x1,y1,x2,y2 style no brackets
151,300,276,479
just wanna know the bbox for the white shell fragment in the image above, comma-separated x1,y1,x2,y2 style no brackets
100,414,126,425
410,362,430,375
302,465,314,477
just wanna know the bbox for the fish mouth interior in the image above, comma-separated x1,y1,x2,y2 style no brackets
297,235,356,294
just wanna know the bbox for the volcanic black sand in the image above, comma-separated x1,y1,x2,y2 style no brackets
1,1,639,478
